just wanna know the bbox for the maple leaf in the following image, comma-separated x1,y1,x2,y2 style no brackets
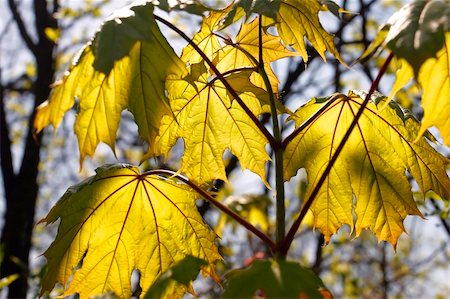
220,0,281,27
275,0,344,63
35,2,186,162
383,0,448,76
90,3,158,74
180,9,229,64
284,92,450,246
389,33,450,145
35,46,130,162
361,0,449,145
221,0,344,64
416,33,450,145
215,17,298,93
40,164,220,298
223,259,331,298
155,63,271,186
145,255,207,298
156,0,213,15
34,45,90,133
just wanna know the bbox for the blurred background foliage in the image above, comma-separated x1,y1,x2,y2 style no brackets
0,0,448,298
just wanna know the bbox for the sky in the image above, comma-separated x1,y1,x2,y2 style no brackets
0,0,448,297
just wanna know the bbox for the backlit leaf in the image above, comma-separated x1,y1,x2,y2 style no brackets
389,33,450,145
220,0,281,27
215,17,298,93
40,164,220,298
388,58,414,101
127,32,188,156
383,0,448,76
319,0,345,19
34,46,88,133
73,48,130,163
36,46,130,163
284,92,450,246
180,9,228,64
156,0,214,15
35,6,185,163
156,63,271,185
416,33,450,145
91,2,156,74
223,259,331,298
275,0,344,63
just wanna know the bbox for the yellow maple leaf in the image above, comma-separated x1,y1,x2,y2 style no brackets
275,0,344,64
36,46,130,163
417,33,450,145
155,63,271,186
284,92,450,246
40,164,220,298
35,19,186,163
389,33,450,145
215,17,298,93
181,9,229,64
34,45,90,133
73,48,130,163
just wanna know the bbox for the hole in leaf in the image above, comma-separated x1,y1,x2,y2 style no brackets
131,269,142,298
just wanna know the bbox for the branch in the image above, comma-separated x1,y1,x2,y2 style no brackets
279,52,394,255
8,0,38,56
311,233,324,274
430,199,450,238
0,69,15,200
257,18,285,253
3,74,34,94
145,169,276,251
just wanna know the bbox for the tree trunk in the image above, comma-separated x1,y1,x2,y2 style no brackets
0,0,57,297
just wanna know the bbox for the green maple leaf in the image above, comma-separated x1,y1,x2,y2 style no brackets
155,63,271,186
361,1,448,73
40,164,220,298
90,2,157,74
220,0,281,27
223,259,331,298
384,0,448,76
284,92,450,246
144,255,207,298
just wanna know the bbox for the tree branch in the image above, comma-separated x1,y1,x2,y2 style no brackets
430,199,450,238
8,0,38,56
0,69,15,199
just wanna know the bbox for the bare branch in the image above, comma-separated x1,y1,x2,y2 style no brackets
0,67,15,200
8,0,38,56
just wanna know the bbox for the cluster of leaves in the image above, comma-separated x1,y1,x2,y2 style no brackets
362,0,450,144
34,0,449,298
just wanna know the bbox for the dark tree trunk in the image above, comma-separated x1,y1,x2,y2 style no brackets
0,0,57,297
